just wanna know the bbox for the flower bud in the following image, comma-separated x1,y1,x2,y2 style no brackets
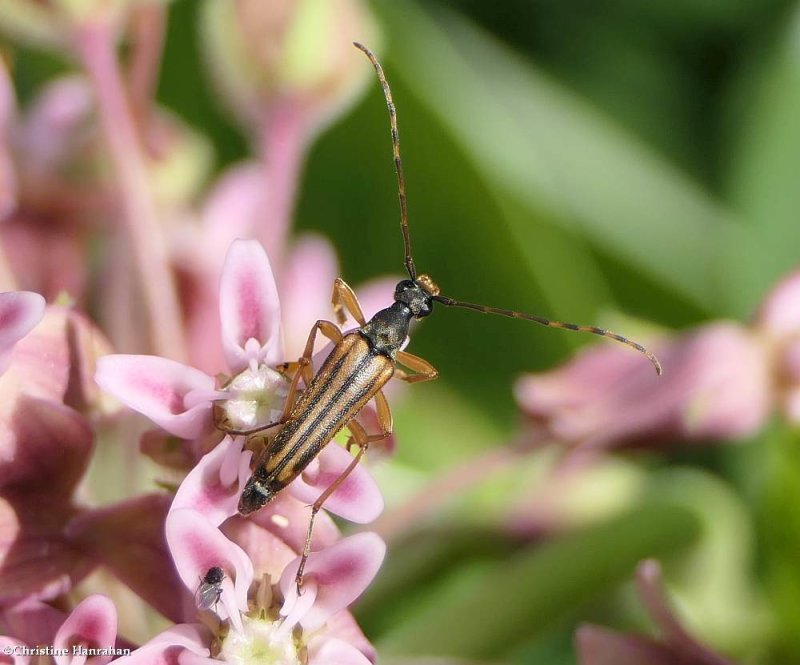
200,0,379,134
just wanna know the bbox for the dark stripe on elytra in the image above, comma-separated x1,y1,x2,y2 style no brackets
255,347,350,480
267,345,376,482
284,349,376,468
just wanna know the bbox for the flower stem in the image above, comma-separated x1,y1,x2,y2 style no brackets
258,99,307,266
75,21,185,360
127,1,167,155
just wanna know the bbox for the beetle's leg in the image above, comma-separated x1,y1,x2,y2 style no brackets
295,392,393,594
394,350,439,384
332,277,367,327
217,320,343,436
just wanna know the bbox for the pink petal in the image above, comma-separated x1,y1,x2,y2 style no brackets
145,623,212,651
0,305,113,414
1,599,66,650
287,443,384,523
756,270,800,339
219,239,283,372
323,611,377,663
202,163,263,242
165,508,254,626
307,636,372,665
222,507,308,583
0,292,46,374
175,163,265,376
64,494,184,623
171,436,247,526
53,595,117,665
280,234,339,360
95,355,215,438
516,323,770,451
0,397,92,494
0,495,93,606
118,623,214,664
18,77,93,178
0,636,29,665
279,532,386,632
247,493,340,556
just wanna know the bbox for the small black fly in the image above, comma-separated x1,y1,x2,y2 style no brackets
196,566,225,611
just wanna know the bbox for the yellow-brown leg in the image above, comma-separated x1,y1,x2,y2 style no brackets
218,320,342,436
295,391,393,593
394,350,439,384
332,277,367,327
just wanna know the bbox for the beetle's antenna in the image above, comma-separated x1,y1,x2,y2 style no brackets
433,295,663,375
354,42,416,280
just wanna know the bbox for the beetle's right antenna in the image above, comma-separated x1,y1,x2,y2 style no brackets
354,42,417,280
433,294,663,375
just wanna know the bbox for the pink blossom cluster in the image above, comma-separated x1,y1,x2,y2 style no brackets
0,1,393,663
0,240,390,664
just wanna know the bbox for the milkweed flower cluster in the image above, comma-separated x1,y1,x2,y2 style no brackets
0,0,391,663
96,238,387,663
515,271,800,459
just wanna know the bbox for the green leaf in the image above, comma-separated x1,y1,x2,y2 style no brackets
371,0,742,313
375,503,698,660
723,2,800,314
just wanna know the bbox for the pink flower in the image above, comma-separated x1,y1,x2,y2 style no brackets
119,507,385,664
0,75,109,302
96,238,384,526
0,291,46,374
173,162,398,376
0,301,108,606
1,594,124,665
514,267,800,458
576,560,736,665
0,301,181,618
516,322,771,456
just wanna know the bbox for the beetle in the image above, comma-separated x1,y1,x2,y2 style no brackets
228,43,661,589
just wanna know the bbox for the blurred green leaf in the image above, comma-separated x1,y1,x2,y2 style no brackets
375,503,698,660
646,468,771,658
371,0,742,314
723,2,800,314
759,424,800,661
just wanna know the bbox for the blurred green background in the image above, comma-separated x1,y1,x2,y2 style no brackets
15,0,800,662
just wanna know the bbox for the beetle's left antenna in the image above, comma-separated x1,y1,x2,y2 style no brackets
354,42,417,281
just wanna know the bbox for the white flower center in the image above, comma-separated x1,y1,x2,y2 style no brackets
220,615,302,665
223,364,289,430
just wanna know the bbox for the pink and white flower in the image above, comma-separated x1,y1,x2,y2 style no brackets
1,594,124,665
96,238,385,526
514,271,800,457
117,507,385,665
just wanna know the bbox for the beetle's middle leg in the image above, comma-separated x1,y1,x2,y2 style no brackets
294,389,393,593
394,350,439,384
218,320,343,437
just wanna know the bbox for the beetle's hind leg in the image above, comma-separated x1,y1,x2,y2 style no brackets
295,389,393,594
216,320,343,437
